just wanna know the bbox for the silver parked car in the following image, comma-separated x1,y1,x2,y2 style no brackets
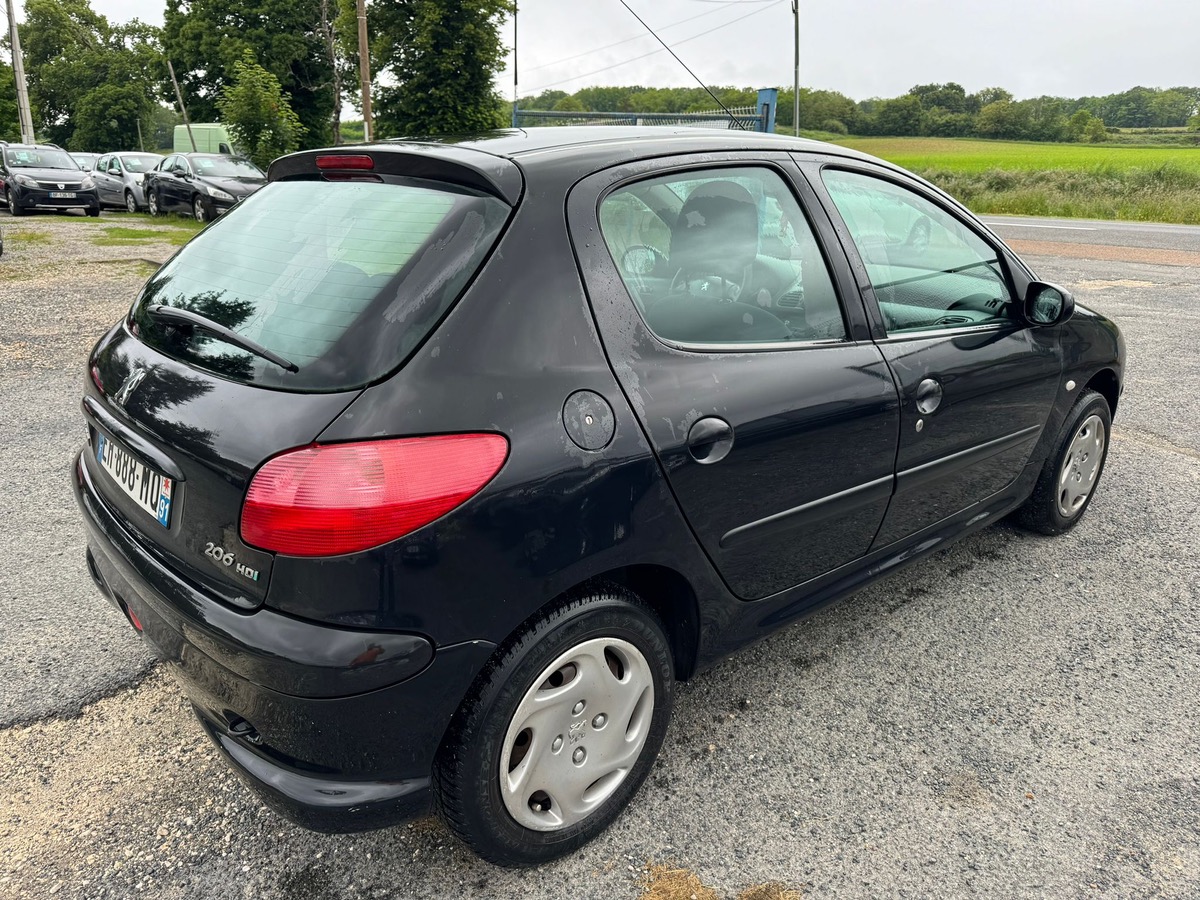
92,153,163,213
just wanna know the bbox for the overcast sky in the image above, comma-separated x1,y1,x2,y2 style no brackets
90,0,1200,102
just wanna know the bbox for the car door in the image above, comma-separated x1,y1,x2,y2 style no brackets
804,160,1062,547
93,155,110,202
151,156,173,209
570,154,901,601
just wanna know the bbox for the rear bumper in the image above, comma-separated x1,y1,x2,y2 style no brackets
73,450,496,832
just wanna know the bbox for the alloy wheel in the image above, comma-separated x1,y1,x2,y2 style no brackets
194,196,207,223
125,191,138,213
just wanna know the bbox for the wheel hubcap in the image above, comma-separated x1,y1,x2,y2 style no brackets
1057,414,1105,518
499,637,654,832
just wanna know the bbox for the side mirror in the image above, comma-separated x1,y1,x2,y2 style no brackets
1023,281,1075,326
108,166,121,175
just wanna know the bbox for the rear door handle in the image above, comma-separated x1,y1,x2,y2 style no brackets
687,417,734,464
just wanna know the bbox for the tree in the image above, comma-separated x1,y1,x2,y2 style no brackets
909,82,971,114
873,95,923,135
0,61,20,141
218,49,304,168
163,0,334,147
371,0,512,137
972,87,1013,108
976,100,1030,139
19,0,165,150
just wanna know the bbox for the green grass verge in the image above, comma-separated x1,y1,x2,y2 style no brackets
820,136,1200,224
4,230,54,247
91,216,204,248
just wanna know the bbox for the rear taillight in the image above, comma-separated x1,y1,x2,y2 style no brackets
241,435,508,557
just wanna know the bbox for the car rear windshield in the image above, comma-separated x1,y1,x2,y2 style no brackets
130,178,510,391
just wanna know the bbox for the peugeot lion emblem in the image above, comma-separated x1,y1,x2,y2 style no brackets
114,367,147,407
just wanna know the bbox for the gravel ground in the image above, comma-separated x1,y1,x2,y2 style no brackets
1,216,1198,900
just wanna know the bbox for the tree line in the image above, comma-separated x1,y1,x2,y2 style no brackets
1,0,512,166
519,83,1200,143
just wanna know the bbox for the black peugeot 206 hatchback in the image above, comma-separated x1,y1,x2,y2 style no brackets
74,127,1124,866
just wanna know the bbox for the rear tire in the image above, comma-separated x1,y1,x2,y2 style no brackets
1016,389,1111,535
434,586,674,867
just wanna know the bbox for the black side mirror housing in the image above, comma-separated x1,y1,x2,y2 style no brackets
1023,281,1075,326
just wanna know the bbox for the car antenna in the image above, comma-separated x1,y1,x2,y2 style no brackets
617,0,748,131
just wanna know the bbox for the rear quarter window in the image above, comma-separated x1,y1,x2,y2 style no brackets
131,179,510,390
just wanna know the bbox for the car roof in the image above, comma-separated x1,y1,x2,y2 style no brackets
366,126,884,170
273,127,903,208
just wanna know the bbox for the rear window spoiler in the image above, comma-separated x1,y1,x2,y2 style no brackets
269,144,524,206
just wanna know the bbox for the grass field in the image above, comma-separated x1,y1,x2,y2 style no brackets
807,135,1200,224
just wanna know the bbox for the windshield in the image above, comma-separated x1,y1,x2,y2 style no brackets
131,178,510,390
4,148,78,169
119,154,162,173
192,157,264,178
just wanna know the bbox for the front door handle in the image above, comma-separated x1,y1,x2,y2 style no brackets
687,416,734,465
915,377,943,415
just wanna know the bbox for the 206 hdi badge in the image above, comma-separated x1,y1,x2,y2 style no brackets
204,542,259,581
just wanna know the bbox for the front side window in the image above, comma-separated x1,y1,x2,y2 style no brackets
599,167,845,346
822,169,1015,335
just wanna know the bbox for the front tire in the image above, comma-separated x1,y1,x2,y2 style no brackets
193,194,209,223
86,206,100,218
125,191,138,213
434,586,674,867
1016,389,1111,535
6,188,25,217
148,189,161,217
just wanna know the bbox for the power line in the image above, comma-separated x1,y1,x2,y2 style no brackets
523,4,737,75
523,0,784,95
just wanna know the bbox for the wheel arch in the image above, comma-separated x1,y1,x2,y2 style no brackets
1085,368,1120,417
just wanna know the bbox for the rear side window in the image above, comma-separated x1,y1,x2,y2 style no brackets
131,179,509,390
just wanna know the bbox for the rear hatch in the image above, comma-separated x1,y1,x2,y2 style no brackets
83,151,515,610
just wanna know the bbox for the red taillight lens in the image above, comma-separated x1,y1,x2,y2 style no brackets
241,435,508,557
315,154,374,170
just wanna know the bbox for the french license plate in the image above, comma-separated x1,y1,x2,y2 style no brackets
95,433,173,527
49,191,77,199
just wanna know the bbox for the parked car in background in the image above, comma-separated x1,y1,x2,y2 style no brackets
74,128,1125,866
70,151,101,172
92,152,163,212
145,153,266,222
2,144,100,217
173,123,236,155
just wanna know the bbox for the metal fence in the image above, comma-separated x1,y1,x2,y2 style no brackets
512,89,778,133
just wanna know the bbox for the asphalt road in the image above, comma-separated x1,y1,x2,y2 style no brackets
1,214,1198,900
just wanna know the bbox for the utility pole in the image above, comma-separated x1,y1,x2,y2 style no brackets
511,2,518,127
791,0,800,136
356,0,373,142
5,0,35,143
167,60,197,152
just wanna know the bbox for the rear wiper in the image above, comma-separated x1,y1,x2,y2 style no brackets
146,305,299,373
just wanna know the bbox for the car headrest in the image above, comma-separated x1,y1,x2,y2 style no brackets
669,181,758,285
